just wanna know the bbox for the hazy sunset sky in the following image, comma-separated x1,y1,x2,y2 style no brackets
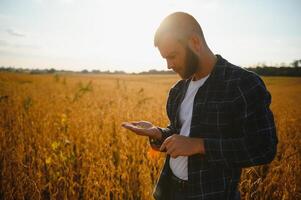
0,0,300,72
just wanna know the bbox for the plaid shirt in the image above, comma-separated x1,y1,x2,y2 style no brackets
151,55,278,200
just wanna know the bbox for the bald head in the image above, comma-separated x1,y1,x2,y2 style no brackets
154,12,205,47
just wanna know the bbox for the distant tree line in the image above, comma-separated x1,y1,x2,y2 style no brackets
1,59,300,76
243,59,301,76
0,66,175,75
246,66,301,76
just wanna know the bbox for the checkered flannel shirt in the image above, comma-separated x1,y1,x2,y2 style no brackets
151,55,278,200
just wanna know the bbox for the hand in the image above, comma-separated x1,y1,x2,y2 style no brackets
160,134,205,158
121,121,162,140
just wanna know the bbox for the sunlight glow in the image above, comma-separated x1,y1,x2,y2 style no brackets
0,0,300,72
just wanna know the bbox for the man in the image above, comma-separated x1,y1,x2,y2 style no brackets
122,12,277,200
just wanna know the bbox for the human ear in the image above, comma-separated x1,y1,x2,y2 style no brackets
188,33,202,54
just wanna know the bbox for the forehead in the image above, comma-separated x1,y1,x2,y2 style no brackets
157,32,185,58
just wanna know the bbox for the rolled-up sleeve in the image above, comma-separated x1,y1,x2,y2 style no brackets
204,74,278,168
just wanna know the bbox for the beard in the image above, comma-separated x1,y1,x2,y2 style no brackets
181,46,199,79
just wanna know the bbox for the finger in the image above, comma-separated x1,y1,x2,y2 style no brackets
121,122,135,128
127,126,143,133
122,122,144,130
170,152,178,158
167,145,179,158
166,141,179,155
169,149,177,158
159,142,166,152
122,123,141,132
166,145,175,155
160,139,167,151
123,124,152,137
121,122,129,126
121,122,134,129
130,121,140,125
160,136,172,151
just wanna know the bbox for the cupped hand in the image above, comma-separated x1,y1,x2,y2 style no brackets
121,121,161,139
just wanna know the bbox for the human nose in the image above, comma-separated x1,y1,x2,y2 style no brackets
166,60,173,69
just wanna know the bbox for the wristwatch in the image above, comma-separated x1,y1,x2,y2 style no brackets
149,127,166,152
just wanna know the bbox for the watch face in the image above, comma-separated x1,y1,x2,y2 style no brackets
149,137,166,152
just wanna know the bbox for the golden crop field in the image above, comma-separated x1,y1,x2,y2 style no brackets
0,72,300,200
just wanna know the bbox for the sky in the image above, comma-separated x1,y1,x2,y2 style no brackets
0,0,300,72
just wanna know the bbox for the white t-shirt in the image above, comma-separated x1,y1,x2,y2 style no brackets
169,74,210,180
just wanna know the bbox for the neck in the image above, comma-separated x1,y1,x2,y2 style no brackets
192,48,217,81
